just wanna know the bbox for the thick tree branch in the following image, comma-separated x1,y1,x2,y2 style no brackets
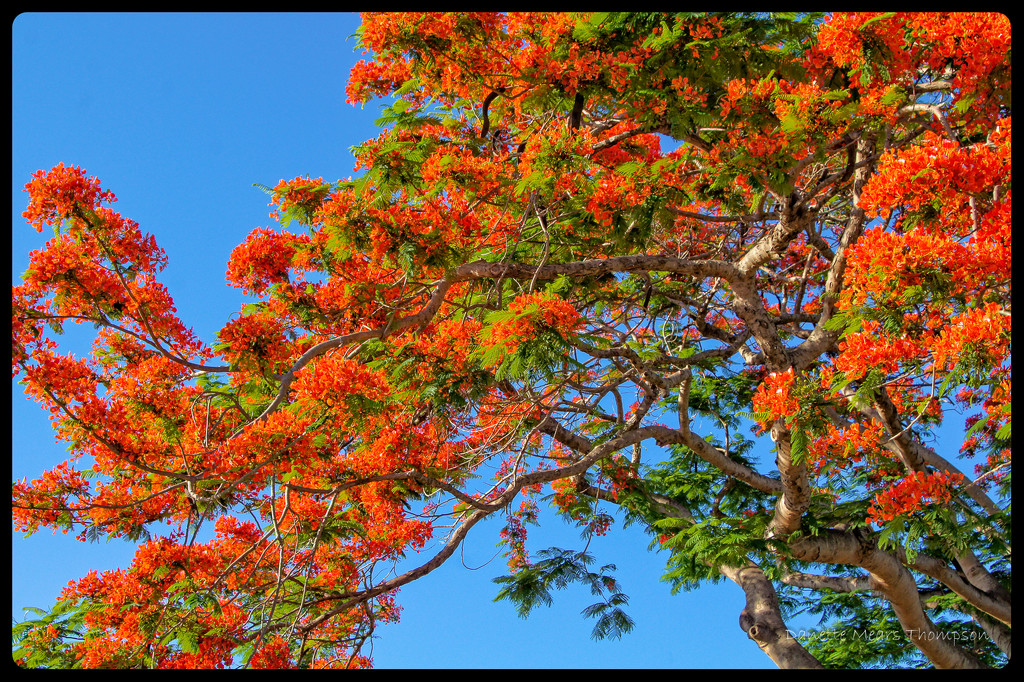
766,421,812,538
790,530,990,668
644,424,783,495
736,193,815,277
906,550,1011,627
720,563,824,668
780,571,872,593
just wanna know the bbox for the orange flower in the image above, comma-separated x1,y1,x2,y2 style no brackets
22,163,116,232
480,291,581,367
751,367,800,432
867,470,965,524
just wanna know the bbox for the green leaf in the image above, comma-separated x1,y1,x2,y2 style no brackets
858,11,896,28
572,12,611,40
581,598,635,640
176,629,200,654
394,77,423,97
789,421,808,465
615,160,645,177
749,189,766,214
780,111,804,135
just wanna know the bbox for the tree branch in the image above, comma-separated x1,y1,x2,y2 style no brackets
790,530,990,668
720,562,824,668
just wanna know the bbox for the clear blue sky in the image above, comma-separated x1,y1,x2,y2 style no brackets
11,12,806,669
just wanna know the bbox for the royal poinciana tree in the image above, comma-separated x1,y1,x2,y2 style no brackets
12,12,1010,669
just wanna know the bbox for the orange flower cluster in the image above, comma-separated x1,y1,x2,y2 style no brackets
12,461,90,535
867,470,965,525
805,421,887,477
57,534,253,668
421,143,508,200
603,458,639,502
721,77,778,118
587,513,613,537
226,227,307,295
247,636,297,669
750,368,800,432
268,176,327,223
587,169,654,229
407,318,482,381
808,13,1009,92
481,292,581,366
931,302,1010,372
21,162,116,232
351,13,505,103
860,129,1010,226
351,418,455,476
215,310,293,374
292,355,390,411
550,475,580,516
834,320,922,380
210,409,312,477
15,166,206,373
670,75,708,106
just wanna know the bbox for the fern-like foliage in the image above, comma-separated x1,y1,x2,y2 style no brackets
492,547,635,640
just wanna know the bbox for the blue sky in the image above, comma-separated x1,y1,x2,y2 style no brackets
7,12,847,669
